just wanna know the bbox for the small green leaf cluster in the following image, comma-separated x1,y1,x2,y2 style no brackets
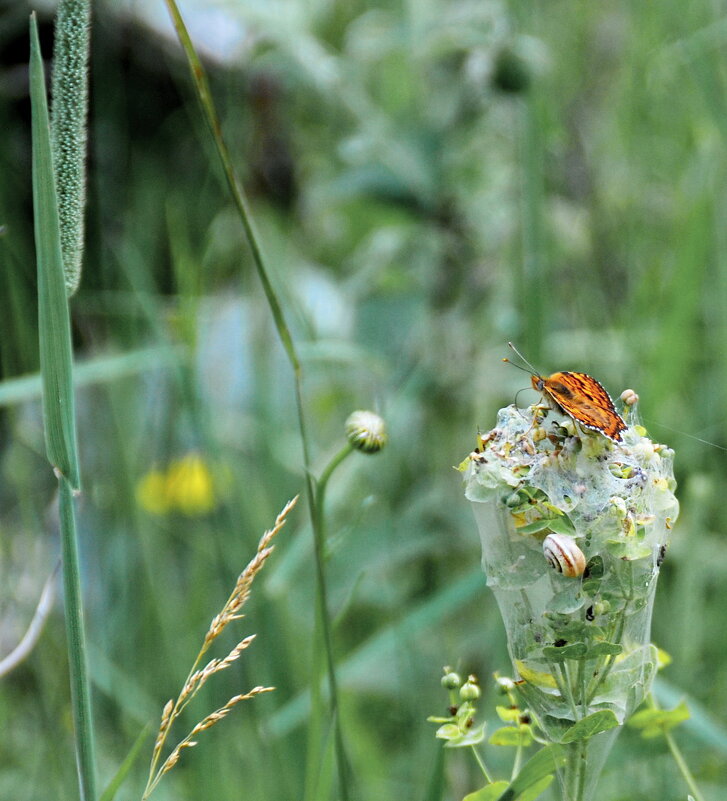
429,671,564,801
429,670,486,748
628,700,690,739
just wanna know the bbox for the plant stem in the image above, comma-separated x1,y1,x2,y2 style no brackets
511,742,524,781
470,746,493,783
647,694,705,801
161,5,352,797
311,445,355,799
59,477,97,801
561,739,588,801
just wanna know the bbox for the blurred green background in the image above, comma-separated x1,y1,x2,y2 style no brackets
1,0,726,798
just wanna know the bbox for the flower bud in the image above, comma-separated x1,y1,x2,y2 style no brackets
459,676,481,701
441,670,462,690
495,674,516,693
345,410,387,454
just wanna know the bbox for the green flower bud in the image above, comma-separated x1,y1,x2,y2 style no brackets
592,600,610,616
441,670,462,690
495,675,516,693
345,410,387,454
459,676,481,701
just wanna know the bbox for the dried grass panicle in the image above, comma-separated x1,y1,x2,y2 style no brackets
179,635,257,704
191,686,274,735
143,497,297,800
203,497,297,646
159,686,274,780
152,699,174,760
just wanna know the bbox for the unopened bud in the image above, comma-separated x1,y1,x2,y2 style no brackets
345,411,387,454
460,675,481,701
441,670,462,690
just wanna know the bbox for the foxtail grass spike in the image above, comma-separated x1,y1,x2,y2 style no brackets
50,0,91,296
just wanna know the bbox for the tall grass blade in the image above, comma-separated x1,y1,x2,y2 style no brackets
29,12,80,489
30,13,96,800
98,725,151,801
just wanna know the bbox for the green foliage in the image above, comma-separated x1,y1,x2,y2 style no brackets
497,745,566,801
1,0,726,799
560,711,620,743
464,782,510,801
628,701,691,739
29,12,79,488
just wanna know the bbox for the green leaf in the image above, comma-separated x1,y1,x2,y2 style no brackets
656,647,673,670
546,516,576,536
583,555,604,579
464,781,510,801
30,13,80,489
560,710,620,743
517,775,555,801
580,579,601,596
605,539,652,561
542,642,587,662
587,641,623,658
516,520,554,535
496,705,521,722
99,724,151,801
547,588,585,614
444,721,487,748
497,745,566,800
489,726,534,747
435,723,461,740
628,701,690,739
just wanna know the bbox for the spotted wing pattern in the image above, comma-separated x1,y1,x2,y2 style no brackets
533,371,627,442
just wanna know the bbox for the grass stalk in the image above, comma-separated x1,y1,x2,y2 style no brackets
161,3,351,797
59,478,97,801
30,13,96,800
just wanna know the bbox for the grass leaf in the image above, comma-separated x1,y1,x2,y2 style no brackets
29,12,80,488
99,724,151,801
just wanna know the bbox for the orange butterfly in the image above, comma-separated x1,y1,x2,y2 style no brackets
504,343,627,442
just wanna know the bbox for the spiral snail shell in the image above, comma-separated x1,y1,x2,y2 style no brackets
543,533,586,578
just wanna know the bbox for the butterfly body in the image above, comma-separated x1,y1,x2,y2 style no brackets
532,370,627,442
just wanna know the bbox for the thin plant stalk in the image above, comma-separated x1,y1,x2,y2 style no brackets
30,13,96,800
59,479,97,801
160,4,351,798
646,694,705,801
470,746,493,784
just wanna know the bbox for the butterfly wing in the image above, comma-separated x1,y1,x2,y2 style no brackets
542,371,627,442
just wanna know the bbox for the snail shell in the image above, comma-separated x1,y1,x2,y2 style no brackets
543,534,586,578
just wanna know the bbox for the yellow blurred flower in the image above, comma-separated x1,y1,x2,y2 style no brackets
136,469,172,515
166,453,216,516
136,453,217,516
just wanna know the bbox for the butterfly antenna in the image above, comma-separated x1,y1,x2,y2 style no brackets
503,342,539,376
